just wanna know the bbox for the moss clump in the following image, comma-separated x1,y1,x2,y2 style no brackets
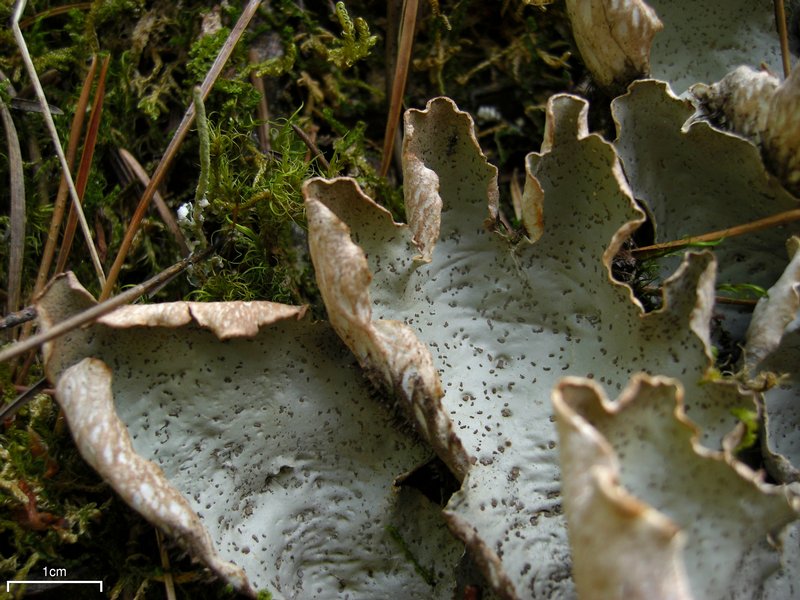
180,111,319,306
319,2,378,69
1,393,136,597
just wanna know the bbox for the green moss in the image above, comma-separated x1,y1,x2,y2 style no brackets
729,407,759,453
118,6,184,121
326,2,378,69
187,26,262,114
0,393,118,594
182,110,317,306
247,31,297,79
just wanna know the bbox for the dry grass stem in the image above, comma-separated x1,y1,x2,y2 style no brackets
292,123,330,170
0,377,48,422
100,0,263,301
117,148,190,256
0,248,213,366
249,48,272,153
15,58,98,384
156,530,177,600
12,0,106,288
633,207,800,257
0,77,25,320
55,55,111,274
380,0,418,177
18,2,92,28
774,0,792,77
32,56,98,299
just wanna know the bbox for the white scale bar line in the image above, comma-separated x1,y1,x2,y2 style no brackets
7,580,103,591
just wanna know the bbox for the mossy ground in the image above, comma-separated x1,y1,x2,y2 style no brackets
0,1,579,596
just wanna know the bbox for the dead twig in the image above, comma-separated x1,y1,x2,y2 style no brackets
0,377,48,422
0,248,215,366
0,306,37,331
100,0,263,301
291,123,330,171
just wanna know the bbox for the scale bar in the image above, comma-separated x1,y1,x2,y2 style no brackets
7,580,103,591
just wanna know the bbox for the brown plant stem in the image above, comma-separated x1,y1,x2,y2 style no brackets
0,378,48,422
638,287,759,307
0,247,214,367
291,123,330,171
249,48,272,153
54,55,110,274
32,56,98,299
99,0,262,301
116,148,190,256
18,2,92,28
380,0,418,178
156,529,177,600
632,207,800,258
12,0,106,288
14,59,98,384
774,0,792,77
715,296,759,307
0,77,25,320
